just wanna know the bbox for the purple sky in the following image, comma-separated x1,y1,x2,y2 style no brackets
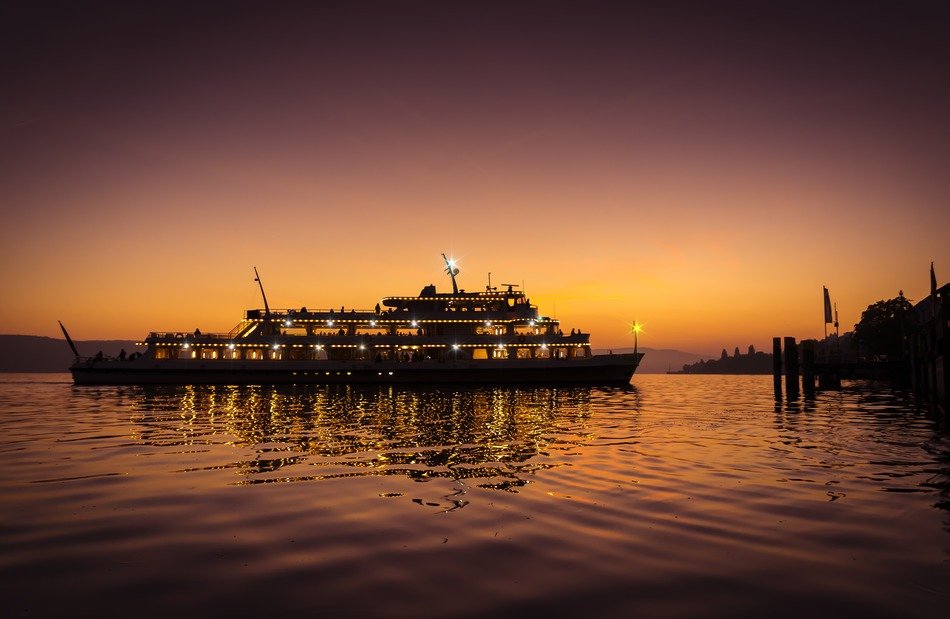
2,1,948,351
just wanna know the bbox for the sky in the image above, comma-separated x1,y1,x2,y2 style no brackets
1,1,948,354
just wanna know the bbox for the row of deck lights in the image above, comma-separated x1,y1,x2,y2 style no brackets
155,341,578,350
271,321,543,331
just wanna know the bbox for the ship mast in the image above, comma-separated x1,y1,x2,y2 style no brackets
442,253,460,294
253,266,271,318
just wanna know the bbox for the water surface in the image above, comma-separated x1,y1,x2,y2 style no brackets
1,374,947,617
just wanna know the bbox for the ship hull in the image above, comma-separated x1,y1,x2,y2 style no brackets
70,354,642,386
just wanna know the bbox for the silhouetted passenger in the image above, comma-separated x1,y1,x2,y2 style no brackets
375,352,382,362
94,350,103,361
375,303,380,315
194,328,201,337
337,328,345,336
301,306,307,313
119,348,127,361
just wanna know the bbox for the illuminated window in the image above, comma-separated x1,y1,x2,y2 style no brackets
177,348,196,360
472,348,488,360
154,348,170,359
200,348,218,360
492,348,507,359
245,349,263,360
268,349,282,360
516,348,531,359
224,349,241,360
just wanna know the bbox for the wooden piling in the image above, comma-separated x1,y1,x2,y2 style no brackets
784,336,799,398
773,337,782,398
801,340,816,397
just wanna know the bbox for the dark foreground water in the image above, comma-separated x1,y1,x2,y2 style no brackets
1,374,947,618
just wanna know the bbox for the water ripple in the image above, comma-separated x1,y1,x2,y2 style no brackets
0,374,947,617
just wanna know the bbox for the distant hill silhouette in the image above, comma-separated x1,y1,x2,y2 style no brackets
676,345,773,374
593,347,710,374
0,335,142,372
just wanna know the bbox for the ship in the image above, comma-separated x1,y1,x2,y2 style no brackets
66,256,643,385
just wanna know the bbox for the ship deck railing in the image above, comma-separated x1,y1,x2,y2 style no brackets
246,307,544,321
144,332,591,346
147,331,238,340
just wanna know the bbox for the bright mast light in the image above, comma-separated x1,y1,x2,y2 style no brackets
442,253,460,294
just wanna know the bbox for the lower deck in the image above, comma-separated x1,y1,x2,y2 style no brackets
70,354,642,385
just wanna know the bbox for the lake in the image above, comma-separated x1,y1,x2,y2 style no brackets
1,374,947,618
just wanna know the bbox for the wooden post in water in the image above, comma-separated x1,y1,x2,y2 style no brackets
773,337,782,398
784,336,799,398
801,340,816,397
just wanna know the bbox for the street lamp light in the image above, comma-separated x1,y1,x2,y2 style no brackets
631,321,643,355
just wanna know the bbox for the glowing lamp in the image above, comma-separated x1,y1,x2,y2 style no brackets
630,321,644,354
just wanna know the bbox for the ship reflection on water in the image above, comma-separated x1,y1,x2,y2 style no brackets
121,383,613,494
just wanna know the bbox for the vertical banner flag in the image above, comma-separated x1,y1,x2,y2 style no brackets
823,286,833,324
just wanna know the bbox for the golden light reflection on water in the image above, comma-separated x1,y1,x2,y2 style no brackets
124,384,612,491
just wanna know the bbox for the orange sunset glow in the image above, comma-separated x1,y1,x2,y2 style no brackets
2,2,948,354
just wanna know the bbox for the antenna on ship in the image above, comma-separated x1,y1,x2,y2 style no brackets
58,321,80,357
253,266,271,318
442,253,460,294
